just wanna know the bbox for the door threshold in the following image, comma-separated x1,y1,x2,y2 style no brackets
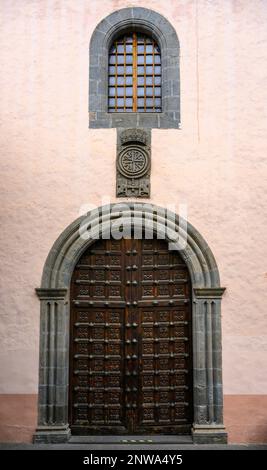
69,435,193,444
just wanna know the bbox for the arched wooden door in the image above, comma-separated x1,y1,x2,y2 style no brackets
69,237,193,435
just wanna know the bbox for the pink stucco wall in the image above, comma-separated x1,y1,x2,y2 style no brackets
0,0,267,440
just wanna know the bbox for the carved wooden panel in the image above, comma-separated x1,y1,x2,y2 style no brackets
70,237,192,435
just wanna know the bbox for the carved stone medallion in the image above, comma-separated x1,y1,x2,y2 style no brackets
118,146,149,179
116,129,151,198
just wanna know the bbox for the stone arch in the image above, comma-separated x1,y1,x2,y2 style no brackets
34,203,227,443
89,7,181,129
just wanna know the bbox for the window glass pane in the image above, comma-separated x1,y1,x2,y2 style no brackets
126,44,132,53
154,55,161,64
126,55,133,64
146,45,153,53
137,88,144,97
155,108,161,112
137,45,144,53
125,66,133,74
155,66,161,74
146,55,153,65
126,76,133,85
126,98,133,107
137,66,144,74
109,108,115,112
110,45,116,54
126,87,133,96
138,77,144,85
109,76,116,86
155,87,161,97
146,98,153,107
109,66,115,74
117,55,124,64
138,98,144,106
155,45,160,53
146,76,153,86
137,55,144,65
117,65,124,74
155,76,161,85
146,66,153,74
109,55,116,64
109,87,115,97
108,98,115,107
125,36,133,43
117,76,125,86
146,88,153,97
117,87,124,97
155,98,161,106
117,44,124,53
137,108,145,112
117,98,124,107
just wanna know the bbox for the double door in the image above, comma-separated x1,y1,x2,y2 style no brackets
69,237,192,434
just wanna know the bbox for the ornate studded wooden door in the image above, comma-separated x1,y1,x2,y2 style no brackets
69,237,193,435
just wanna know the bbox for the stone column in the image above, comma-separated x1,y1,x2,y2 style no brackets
33,288,71,443
191,288,228,443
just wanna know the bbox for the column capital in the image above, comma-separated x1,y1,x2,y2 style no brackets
193,287,226,299
35,288,68,300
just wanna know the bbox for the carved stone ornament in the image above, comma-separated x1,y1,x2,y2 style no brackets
120,128,147,145
116,128,151,198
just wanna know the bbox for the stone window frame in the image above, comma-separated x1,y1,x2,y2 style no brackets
34,203,227,444
89,7,180,129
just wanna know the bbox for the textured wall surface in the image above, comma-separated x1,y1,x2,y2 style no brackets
0,394,267,443
0,395,37,443
0,0,267,442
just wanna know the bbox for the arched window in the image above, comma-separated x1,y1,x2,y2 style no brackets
108,32,161,113
89,7,180,128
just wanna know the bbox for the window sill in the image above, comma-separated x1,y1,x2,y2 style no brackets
89,111,180,129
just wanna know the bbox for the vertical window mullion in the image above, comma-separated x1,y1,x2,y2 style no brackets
133,32,137,112
115,41,118,112
144,36,146,112
152,40,155,111
123,38,126,111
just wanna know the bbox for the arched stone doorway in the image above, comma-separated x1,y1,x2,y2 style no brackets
34,203,227,443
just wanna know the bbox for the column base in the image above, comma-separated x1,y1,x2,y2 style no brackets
33,425,71,443
192,424,228,444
